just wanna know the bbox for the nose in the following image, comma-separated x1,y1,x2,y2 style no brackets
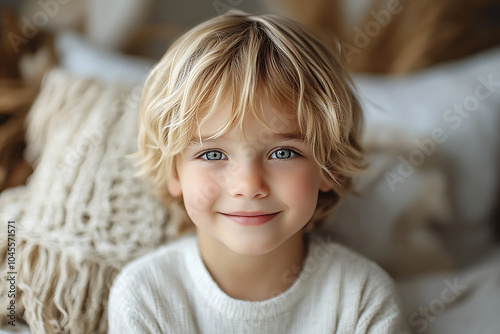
228,161,269,199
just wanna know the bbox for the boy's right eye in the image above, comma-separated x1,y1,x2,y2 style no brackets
199,150,227,161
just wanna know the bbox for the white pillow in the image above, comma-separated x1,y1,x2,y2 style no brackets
54,29,153,85
322,47,500,276
0,70,171,332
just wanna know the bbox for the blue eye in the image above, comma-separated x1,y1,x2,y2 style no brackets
270,148,297,160
200,150,227,161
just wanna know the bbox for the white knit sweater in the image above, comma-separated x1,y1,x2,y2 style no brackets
108,234,405,333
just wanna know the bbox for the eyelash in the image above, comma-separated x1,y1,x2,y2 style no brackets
196,147,301,161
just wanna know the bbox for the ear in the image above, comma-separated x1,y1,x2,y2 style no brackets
319,173,333,193
167,167,183,197
319,179,332,193
167,178,182,197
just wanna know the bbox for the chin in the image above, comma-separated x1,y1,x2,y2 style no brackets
223,238,281,257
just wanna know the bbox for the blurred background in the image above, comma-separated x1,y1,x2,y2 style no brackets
1,1,500,333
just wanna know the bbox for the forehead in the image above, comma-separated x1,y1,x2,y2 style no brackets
194,95,301,140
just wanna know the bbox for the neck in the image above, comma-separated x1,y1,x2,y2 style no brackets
197,230,308,301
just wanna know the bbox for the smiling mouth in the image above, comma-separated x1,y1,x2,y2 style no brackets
220,211,280,226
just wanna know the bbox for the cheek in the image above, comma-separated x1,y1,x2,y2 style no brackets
180,166,223,216
273,164,321,213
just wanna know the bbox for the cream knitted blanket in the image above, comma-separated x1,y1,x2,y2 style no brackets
0,69,181,333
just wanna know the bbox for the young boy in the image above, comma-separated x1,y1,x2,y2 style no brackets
108,11,406,333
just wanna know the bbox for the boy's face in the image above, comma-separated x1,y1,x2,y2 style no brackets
168,97,331,256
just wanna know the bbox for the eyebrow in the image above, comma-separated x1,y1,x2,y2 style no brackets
189,132,305,144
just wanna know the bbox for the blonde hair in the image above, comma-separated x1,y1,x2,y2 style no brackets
137,11,366,234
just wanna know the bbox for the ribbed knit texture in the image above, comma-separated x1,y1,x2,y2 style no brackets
108,234,405,333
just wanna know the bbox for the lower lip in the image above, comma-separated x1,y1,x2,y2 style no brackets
221,213,279,226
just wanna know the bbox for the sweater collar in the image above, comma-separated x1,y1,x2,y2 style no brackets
185,234,323,320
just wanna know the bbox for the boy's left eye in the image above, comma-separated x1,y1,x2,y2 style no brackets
270,148,298,159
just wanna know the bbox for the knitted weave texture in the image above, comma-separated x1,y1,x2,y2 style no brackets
0,69,178,333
